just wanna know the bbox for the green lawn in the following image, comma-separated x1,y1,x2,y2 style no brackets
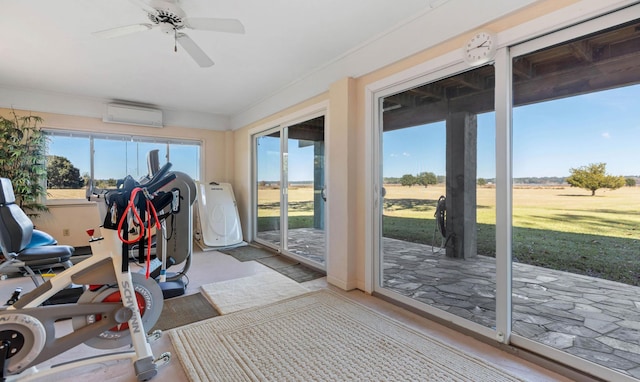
383,184,640,286
257,184,640,285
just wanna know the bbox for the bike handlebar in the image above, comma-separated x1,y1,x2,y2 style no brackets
143,162,175,194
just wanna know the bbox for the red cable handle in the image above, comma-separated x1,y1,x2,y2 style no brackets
117,187,161,278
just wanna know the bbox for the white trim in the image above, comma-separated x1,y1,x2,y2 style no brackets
281,128,288,253
232,0,637,130
322,107,331,273
494,46,513,344
364,50,462,100
363,86,375,293
375,287,497,338
248,101,329,270
367,59,494,340
364,1,640,380
327,275,358,291
251,126,281,247
247,101,330,137
502,0,639,55
365,55,468,294
0,86,230,131
364,0,639,316
503,6,640,379
510,335,638,382
231,0,542,130
245,131,255,243
509,1,640,57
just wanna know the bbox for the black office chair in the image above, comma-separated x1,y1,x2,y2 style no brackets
0,178,74,286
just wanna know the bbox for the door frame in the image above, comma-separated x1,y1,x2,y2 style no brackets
364,3,640,381
249,102,329,269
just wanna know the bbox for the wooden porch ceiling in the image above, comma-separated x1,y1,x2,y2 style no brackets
383,19,640,131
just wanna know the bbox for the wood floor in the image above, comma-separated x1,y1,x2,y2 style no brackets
0,247,578,382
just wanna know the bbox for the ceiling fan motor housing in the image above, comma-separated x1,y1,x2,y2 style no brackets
147,0,186,31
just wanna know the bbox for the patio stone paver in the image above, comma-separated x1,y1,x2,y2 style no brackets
259,228,640,378
257,228,326,264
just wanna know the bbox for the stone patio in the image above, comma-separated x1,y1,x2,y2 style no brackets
261,228,640,378
257,228,325,265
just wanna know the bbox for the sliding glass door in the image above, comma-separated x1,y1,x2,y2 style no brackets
254,115,326,268
370,6,640,381
255,130,282,247
377,65,497,333
509,17,640,379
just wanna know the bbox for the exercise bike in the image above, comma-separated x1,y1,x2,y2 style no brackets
0,163,178,381
88,149,197,300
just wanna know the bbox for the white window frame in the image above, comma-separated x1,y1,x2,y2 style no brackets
364,2,639,381
44,129,202,204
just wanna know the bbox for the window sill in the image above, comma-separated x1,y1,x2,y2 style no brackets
46,199,97,207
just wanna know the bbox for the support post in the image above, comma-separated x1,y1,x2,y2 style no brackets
445,112,477,259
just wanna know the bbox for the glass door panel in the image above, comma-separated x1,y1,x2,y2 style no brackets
286,116,326,265
511,20,640,377
255,131,282,247
379,65,497,330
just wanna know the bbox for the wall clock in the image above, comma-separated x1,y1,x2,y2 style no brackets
463,31,497,66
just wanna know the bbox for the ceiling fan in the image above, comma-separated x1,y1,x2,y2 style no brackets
94,0,245,67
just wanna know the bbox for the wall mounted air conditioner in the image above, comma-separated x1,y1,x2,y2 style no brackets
103,103,163,128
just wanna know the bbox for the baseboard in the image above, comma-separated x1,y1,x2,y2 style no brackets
327,275,358,291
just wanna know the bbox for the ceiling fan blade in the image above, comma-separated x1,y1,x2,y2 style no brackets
176,33,214,67
128,0,159,15
93,24,154,38
184,18,245,34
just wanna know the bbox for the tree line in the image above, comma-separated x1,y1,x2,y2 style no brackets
386,163,636,196
47,155,636,197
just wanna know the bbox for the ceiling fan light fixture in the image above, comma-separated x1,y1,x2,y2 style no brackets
94,0,243,67
159,22,176,34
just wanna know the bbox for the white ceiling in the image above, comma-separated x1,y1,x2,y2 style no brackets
0,0,539,130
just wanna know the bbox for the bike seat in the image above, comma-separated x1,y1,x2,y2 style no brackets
15,245,74,264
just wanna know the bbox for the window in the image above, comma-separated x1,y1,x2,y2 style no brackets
377,64,497,329
45,131,201,200
510,18,640,374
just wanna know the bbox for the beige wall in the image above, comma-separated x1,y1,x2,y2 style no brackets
231,0,580,291
1,0,580,270
0,107,229,247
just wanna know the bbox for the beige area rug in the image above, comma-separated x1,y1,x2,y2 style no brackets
170,290,524,382
200,270,309,314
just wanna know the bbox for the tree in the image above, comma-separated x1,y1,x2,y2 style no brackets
566,162,625,196
477,178,488,186
416,172,437,187
400,174,416,187
625,178,636,187
82,172,91,188
0,110,48,214
46,155,84,189
96,178,117,189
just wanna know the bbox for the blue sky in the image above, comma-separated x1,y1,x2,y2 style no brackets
51,84,638,183
47,138,200,181
383,84,640,179
257,84,639,182
257,135,317,182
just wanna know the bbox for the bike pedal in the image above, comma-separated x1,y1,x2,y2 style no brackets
153,351,171,367
147,329,163,343
5,287,21,306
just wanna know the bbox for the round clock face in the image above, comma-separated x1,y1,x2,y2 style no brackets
464,31,496,66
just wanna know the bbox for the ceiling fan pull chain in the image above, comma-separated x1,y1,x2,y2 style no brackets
174,29,177,52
